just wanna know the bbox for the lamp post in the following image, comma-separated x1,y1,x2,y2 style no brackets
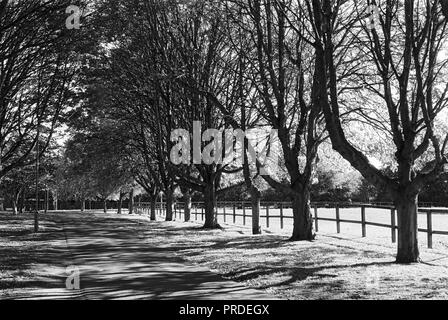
34,123,40,233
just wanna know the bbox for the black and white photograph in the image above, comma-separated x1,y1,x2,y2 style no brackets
1,0,448,309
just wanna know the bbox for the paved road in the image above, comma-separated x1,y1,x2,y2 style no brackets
11,212,275,300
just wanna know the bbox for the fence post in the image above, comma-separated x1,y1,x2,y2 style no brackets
280,203,284,229
233,202,236,224
336,204,341,234
174,203,177,220
427,210,433,249
216,202,219,223
223,202,226,223
391,208,396,243
266,204,270,228
201,205,204,221
314,206,319,233
361,206,366,238
243,202,246,226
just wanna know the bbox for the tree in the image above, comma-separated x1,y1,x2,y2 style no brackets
162,1,246,229
98,0,246,229
134,166,160,221
61,121,135,214
1,167,32,214
213,0,329,240
312,0,448,263
0,0,80,180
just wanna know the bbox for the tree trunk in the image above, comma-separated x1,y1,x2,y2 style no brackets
103,199,107,213
19,190,25,214
52,191,58,211
250,187,261,235
203,184,220,229
117,192,125,214
183,192,192,222
34,210,39,232
290,188,314,241
12,190,20,215
12,198,18,215
150,197,157,221
44,189,49,213
395,193,420,263
128,189,134,215
165,189,174,221
81,197,86,213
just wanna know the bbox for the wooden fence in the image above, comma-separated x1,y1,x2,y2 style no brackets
135,201,448,249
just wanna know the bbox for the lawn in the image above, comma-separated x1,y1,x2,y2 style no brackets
0,213,79,299
148,211,448,300
1,210,448,300
180,205,448,250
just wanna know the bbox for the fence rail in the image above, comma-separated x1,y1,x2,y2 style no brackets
135,201,448,249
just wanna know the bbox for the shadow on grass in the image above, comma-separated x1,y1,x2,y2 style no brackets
1,212,276,299
222,261,396,289
1,211,422,300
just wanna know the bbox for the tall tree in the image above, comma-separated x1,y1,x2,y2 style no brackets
312,0,448,262
0,0,80,180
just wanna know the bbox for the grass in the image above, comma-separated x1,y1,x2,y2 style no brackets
143,215,448,300
185,206,448,250
0,212,76,299
1,210,448,300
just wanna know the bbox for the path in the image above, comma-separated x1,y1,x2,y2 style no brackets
5,212,275,300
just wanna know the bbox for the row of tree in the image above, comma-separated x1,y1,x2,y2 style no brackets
0,0,92,230
59,0,448,264
3,0,448,264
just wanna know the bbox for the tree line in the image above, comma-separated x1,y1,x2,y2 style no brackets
2,0,448,264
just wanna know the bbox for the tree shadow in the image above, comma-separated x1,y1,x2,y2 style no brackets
0,211,406,300
1,212,276,300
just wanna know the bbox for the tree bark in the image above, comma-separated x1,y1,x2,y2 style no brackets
395,192,420,263
44,189,49,213
81,197,86,213
290,188,314,241
250,187,261,235
19,190,25,214
12,190,20,215
183,192,192,222
128,189,134,215
150,197,157,221
165,189,174,221
52,191,58,211
12,198,18,215
117,192,125,214
203,183,220,229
